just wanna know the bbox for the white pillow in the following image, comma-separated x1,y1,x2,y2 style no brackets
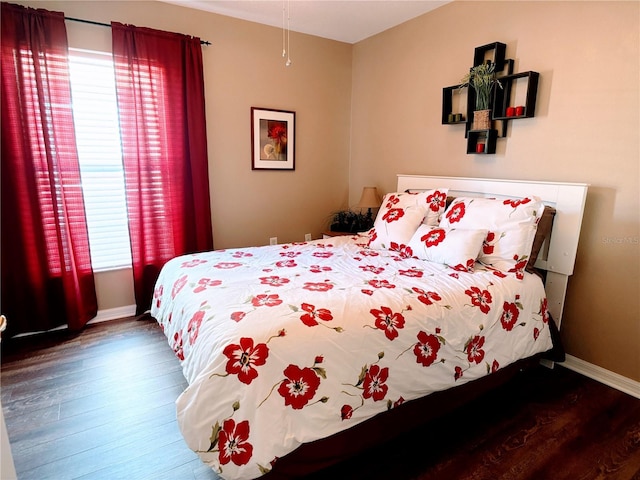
439,196,545,278
408,226,487,272
368,189,448,251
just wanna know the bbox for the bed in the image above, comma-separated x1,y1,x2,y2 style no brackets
150,175,588,480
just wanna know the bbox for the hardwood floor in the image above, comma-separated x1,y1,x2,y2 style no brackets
2,317,639,480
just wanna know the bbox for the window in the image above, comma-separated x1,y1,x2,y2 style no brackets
68,48,132,271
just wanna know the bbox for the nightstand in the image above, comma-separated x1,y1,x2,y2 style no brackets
322,231,356,239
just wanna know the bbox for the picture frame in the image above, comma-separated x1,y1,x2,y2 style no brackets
251,107,296,170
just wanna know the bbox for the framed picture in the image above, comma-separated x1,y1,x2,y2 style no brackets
251,107,296,170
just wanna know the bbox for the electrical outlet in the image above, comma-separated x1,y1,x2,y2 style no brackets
269,237,278,245
304,233,312,242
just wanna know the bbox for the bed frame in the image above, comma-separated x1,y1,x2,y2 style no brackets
264,175,589,480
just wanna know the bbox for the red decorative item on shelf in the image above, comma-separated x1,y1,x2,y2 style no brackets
476,143,485,153
515,105,525,116
506,107,516,117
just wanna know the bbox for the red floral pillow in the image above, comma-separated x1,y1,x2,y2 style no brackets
368,189,448,251
407,226,487,272
439,196,546,278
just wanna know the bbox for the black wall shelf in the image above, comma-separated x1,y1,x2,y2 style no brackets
441,42,540,155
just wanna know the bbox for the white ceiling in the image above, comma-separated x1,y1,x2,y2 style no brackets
159,1,450,44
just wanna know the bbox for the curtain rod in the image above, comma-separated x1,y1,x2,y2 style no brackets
64,16,212,46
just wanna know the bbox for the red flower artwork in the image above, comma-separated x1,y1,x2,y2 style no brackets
278,364,321,409
500,301,520,331
465,286,492,314
251,294,283,307
421,228,446,248
218,418,253,466
223,337,269,385
280,251,301,258
370,306,405,340
445,202,466,224
362,364,389,401
491,359,500,373
230,311,246,322
465,335,486,364
382,208,404,223
414,331,441,366
427,190,447,213
300,303,333,326
454,366,463,381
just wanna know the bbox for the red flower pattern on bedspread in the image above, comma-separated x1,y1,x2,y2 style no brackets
413,331,442,367
303,281,334,292
465,335,486,364
370,306,405,340
259,276,290,287
223,338,269,385
171,275,188,299
278,364,322,409
186,310,205,345
465,286,492,314
299,303,333,327
251,294,283,307
362,364,389,401
151,235,555,480
500,301,520,331
218,418,253,466
193,278,222,293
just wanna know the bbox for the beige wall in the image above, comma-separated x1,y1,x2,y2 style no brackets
14,1,639,382
17,1,353,310
350,1,639,381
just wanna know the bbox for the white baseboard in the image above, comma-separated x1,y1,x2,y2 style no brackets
88,305,137,324
562,354,640,399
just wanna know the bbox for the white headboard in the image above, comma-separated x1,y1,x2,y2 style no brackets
396,175,588,327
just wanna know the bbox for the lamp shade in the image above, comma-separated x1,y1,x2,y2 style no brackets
357,186,381,209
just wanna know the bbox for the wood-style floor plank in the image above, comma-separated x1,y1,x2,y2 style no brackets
2,317,639,480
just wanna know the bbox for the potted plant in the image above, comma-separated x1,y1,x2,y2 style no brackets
330,210,370,233
460,62,501,130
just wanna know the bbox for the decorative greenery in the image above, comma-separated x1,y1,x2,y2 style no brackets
330,210,371,232
460,62,502,111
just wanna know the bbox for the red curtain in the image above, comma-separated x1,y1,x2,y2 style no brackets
1,3,97,336
111,23,213,314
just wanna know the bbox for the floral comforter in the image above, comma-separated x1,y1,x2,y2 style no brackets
150,235,553,480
